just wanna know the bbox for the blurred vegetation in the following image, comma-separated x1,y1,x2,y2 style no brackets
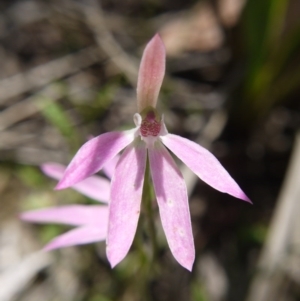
234,0,300,125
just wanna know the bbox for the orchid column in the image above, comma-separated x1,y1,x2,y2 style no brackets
56,34,250,272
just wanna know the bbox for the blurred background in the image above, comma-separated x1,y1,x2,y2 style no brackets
0,0,300,300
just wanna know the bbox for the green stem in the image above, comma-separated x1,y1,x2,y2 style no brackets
142,157,158,264
128,157,157,301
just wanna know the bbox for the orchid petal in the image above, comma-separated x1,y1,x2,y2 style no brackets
42,163,110,203
41,163,67,180
107,140,147,268
20,205,109,226
137,34,166,112
149,142,195,271
161,134,250,202
71,176,110,203
44,225,107,251
56,130,135,190
102,154,120,179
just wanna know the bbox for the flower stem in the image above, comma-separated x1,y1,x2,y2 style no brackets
142,157,158,263
129,156,158,300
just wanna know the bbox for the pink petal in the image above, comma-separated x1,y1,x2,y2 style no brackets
149,142,195,271
56,130,135,190
102,154,120,179
42,163,110,203
20,205,109,226
44,225,107,251
161,134,251,202
41,163,67,180
106,140,147,268
72,176,110,203
137,34,166,112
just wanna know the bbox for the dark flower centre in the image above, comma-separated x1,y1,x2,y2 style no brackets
140,110,161,137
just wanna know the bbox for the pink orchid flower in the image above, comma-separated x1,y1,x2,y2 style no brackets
20,161,115,250
55,34,250,271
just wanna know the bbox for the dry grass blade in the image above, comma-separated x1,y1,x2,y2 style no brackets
0,251,52,301
75,0,139,86
0,147,67,165
246,132,300,301
0,47,101,104
0,84,64,132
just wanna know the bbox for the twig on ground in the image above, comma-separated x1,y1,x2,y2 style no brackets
0,0,50,39
0,46,101,104
74,0,139,86
0,84,64,131
0,69,98,132
0,130,36,149
0,147,67,165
